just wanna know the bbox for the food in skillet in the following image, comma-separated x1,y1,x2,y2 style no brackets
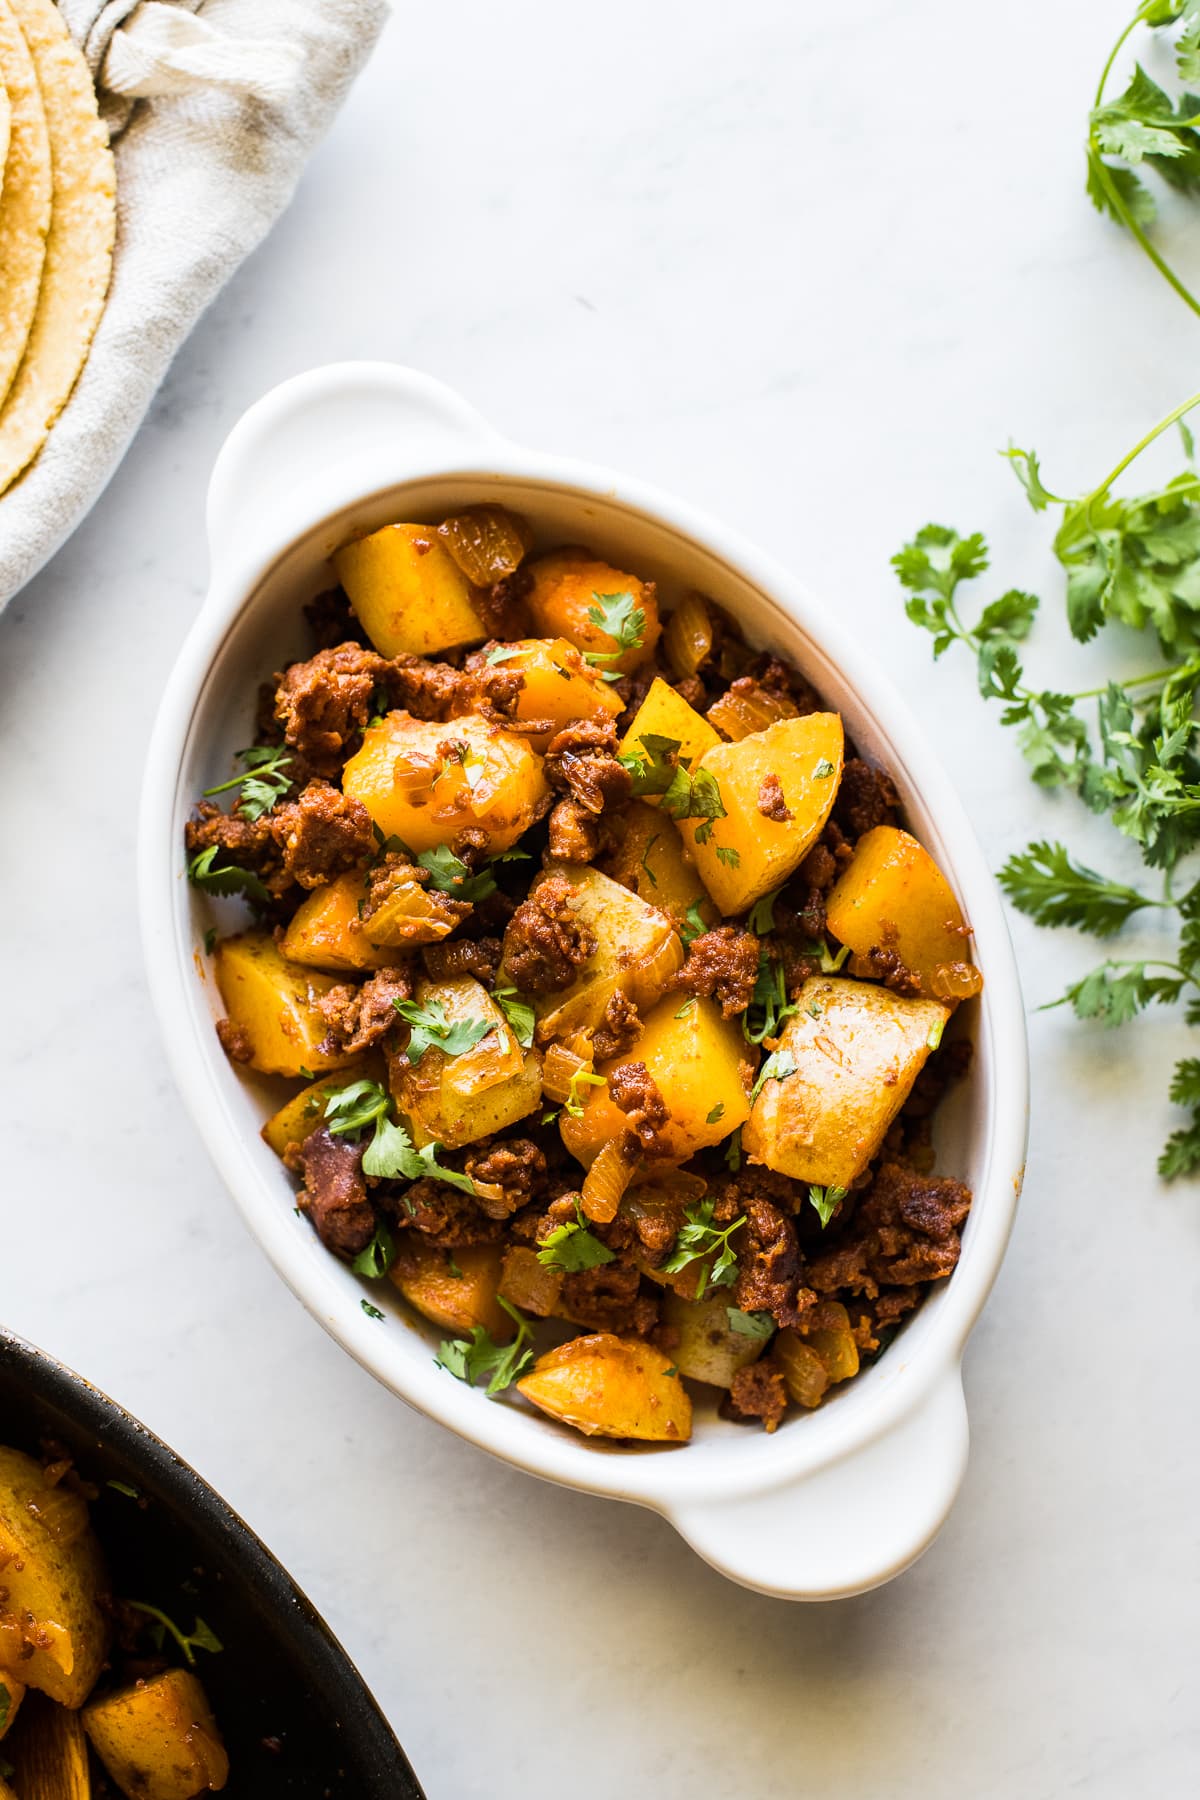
187,506,983,1443
0,1442,227,1797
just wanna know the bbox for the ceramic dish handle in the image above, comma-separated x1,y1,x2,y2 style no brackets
669,1368,969,1599
205,362,502,583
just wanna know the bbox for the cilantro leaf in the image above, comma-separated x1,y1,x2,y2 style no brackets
999,840,1163,936
126,1601,223,1667
394,996,494,1064
746,886,783,935
750,1047,798,1102
323,1078,476,1192
620,732,682,797
726,1307,775,1341
743,950,799,1044
187,844,271,903
808,1183,846,1229
202,744,294,821
493,986,535,1050
351,1223,397,1279
662,1199,745,1293
1049,961,1184,1027
536,1206,615,1272
584,590,646,665
564,1067,605,1117
437,1297,535,1395
680,900,709,945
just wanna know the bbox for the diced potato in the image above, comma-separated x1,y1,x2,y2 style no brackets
479,638,623,745
618,676,722,799
804,1299,860,1383
83,1669,228,1798
825,825,981,998
389,976,542,1149
521,863,683,1044
498,1245,563,1317
0,1447,107,1707
517,1333,692,1441
390,1238,509,1338
279,871,399,973
604,802,715,928
743,976,949,1189
341,710,548,854
560,993,755,1167
213,933,357,1077
333,522,486,657
0,1670,24,1739
680,713,845,914
526,550,661,673
662,1289,767,1388
775,1331,829,1408
260,1056,383,1157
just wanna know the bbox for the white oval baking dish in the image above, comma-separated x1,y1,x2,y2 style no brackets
139,362,1029,1600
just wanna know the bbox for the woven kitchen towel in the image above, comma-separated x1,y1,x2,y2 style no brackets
0,0,390,609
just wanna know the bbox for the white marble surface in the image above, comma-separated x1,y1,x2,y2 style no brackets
3,0,1199,1793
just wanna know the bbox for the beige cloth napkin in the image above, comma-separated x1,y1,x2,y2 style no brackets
0,0,389,609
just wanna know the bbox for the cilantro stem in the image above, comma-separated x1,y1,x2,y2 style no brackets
1084,389,1200,521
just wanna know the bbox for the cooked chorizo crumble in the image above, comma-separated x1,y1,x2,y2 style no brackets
188,506,983,1444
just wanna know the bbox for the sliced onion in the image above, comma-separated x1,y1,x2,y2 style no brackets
774,1330,828,1408
437,505,533,586
581,1139,637,1223
24,1483,90,1548
706,681,798,742
364,877,458,945
543,1042,590,1103
930,961,984,1001
664,592,714,679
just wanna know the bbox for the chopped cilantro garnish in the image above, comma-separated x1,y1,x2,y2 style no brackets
493,986,536,1049
564,1067,605,1117
750,1048,798,1103
187,844,270,902
126,1601,223,1667
662,1199,745,1293
351,1224,397,1280
437,1297,536,1394
726,1307,776,1341
536,1204,615,1272
808,1183,847,1229
394,996,494,1064
202,744,294,821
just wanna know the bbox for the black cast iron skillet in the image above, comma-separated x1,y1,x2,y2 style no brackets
0,1330,424,1798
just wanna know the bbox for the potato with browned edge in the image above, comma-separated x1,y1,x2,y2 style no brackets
680,712,845,914
213,933,359,1078
0,1447,108,1708
390,1239,510,1338
83,1668,228,1799
743,975,949,1190
518,1333,692,1441
469,638,623,746
825,824,982,1000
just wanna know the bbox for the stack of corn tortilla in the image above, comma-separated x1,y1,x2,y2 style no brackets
0,0,114,499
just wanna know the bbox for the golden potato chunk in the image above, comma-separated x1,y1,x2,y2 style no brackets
390,1239,510,1338
389,975,541,1149
517,1333,692,1441
0,1447,108,1708
341,710,548,854
520,863,683,1045
526,550,660,673
83,1669,228,1798
662,1289,767,1389
742,976,949,1189
825,824,982,999
213,933,358,1077
260,1056,383,1157
560,993,754,1167
333,521,487,657
604,801,715,928
480,638,623,746
681,713,845,914
618,676,721,797
278,870,399,973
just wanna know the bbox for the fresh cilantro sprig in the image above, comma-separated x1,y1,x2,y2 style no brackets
750,1047,798,1102
743,951,799,1045
351,1223,397,1279
126,1601,223,1668
187,844,271,902
436,1297,535,1394
618,732,739,857
416,842,529,902
999,841,1169,935
536,1203,615,1271
584,589,646,675
662,1199,745,1293
394,996,494,1064
324,1078,476,1191
493,986,535,1049
202,744,294,821
1086,2,1200,321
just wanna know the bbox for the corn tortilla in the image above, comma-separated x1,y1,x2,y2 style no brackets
0,84,11,201
0,0,51,413
0,0,115,496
